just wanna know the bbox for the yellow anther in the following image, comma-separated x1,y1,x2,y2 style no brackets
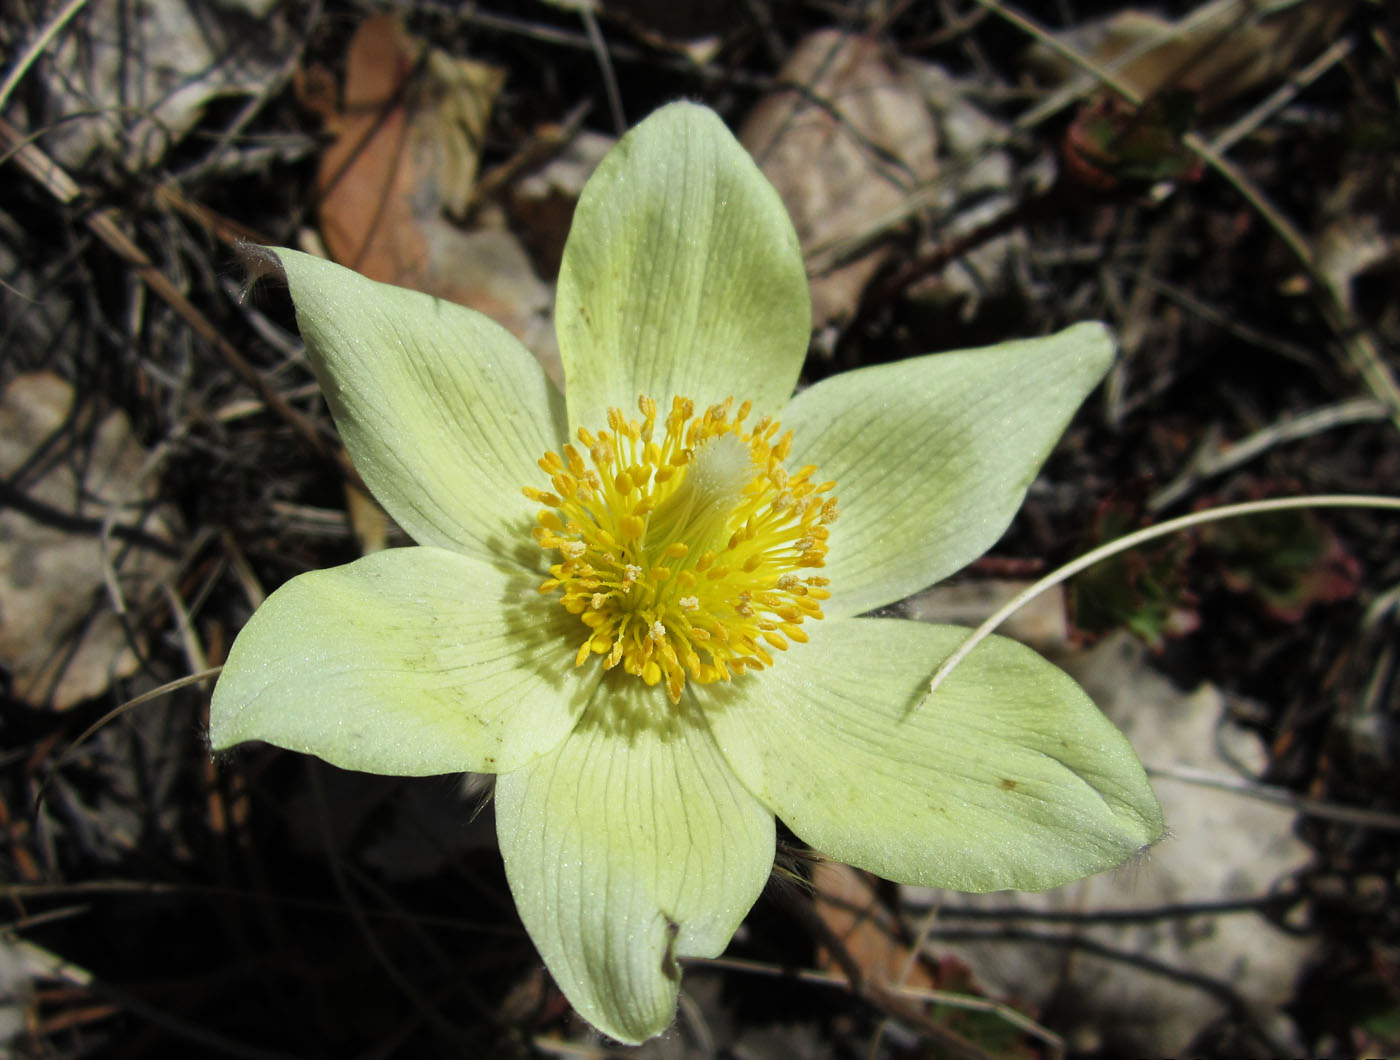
530,393,836,703
523,486,563,506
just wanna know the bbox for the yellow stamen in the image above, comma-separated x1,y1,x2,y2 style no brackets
523,395,837,703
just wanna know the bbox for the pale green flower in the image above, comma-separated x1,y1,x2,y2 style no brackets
211,102,1162,1044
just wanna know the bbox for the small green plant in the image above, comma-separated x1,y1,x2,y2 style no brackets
210,103,1162,1043
1200,501,1361,621
1063,91,1204,192
1069,496,1199,648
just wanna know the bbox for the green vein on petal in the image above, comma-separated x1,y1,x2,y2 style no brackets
211,546,593,775
706,616,1162,892
783,321,1114,619
495,675,775,1043
273,248,566,559
555,102,810,432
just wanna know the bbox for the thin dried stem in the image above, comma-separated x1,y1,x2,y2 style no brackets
922,495,1400,704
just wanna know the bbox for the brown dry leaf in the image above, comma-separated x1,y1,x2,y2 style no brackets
310,15,559,383
41,0,292,169
310,15,424,285
0,375,180,709
315,14,505,285
508,129,615,279
740,32,1022,334
740,31,941,332
1026,0,1351,113
813,860,938,992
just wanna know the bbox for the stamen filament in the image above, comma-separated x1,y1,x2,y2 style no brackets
524,395,836,703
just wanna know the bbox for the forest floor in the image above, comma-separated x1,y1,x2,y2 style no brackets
2,0,1399,1057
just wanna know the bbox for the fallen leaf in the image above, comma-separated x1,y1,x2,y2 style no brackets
1026,0,1351,114
310,16,559,382
740,31,940,332
740,32,1023,334
813,860,938,992
0,375,180,709
509,129,615,279
903,578,1068,655
344,483,388,555
314,14,505,286
907,634,1313,1055
41,0,292,169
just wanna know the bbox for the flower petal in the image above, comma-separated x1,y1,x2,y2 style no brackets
782,322,1114,618
555,102,810,431
272,248,566,558
705,617,1162,892
210,546,594,775
495,678,775,1043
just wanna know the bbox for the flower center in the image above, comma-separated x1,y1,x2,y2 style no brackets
524,395,836,703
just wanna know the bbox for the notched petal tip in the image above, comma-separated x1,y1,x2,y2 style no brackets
495,681,775,1043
